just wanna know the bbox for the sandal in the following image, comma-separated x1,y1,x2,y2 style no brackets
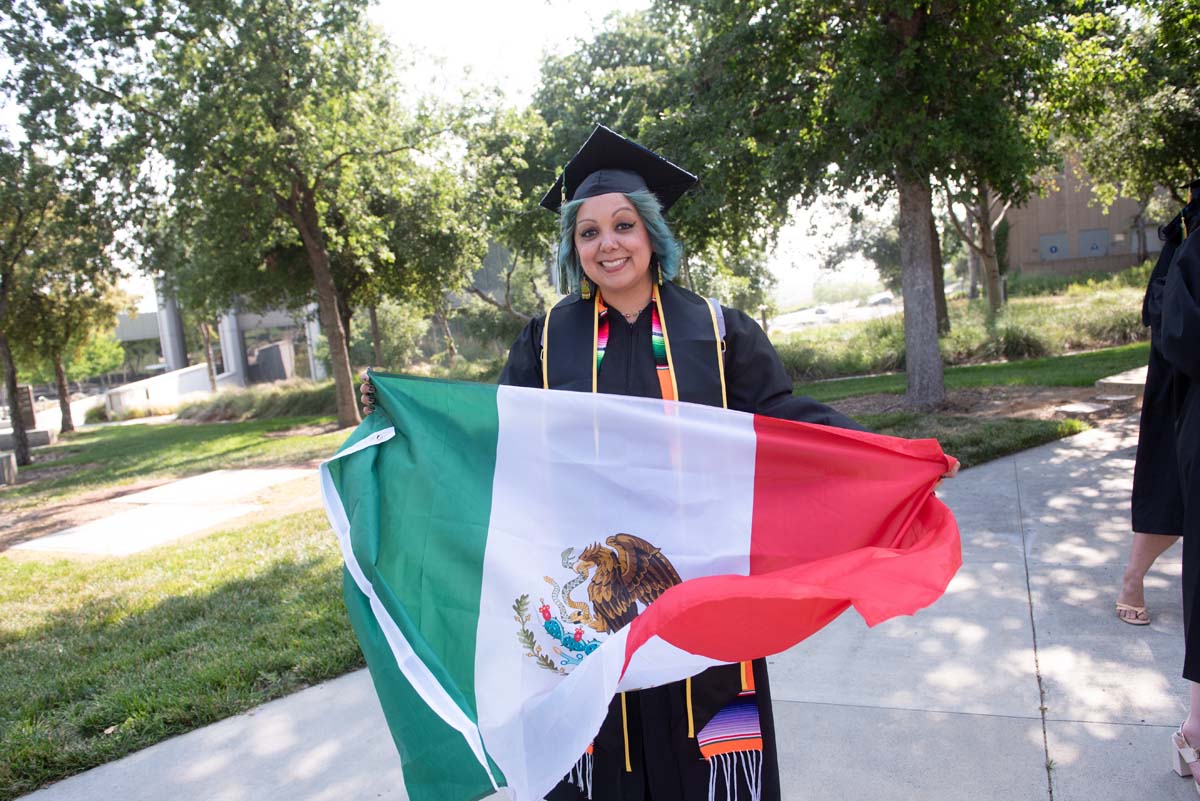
1173,729,1200,797
1116,602,1150,626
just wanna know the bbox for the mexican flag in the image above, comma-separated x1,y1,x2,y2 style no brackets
320,374,960,801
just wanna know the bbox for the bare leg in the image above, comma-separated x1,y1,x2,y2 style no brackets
1118,532,1180,614
1185,682,1200,746
1177,682,1200,788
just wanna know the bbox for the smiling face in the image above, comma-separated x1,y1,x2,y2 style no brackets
574,192,653,307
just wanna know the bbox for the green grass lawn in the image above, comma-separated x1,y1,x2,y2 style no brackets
1,416,349,510
0,508,361,800
797,341,1150,404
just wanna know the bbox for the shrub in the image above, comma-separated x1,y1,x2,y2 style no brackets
84,405,109,424
1083,308,1144,344
1008,260,1154,298
771,278,1146,382
176,380,337,422
996,322,1051,360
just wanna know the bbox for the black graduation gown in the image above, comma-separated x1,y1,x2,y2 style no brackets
499,298,862,801
1131,232,1186,535
1161,224,1200,682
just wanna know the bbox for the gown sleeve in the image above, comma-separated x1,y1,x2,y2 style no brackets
498,315,546,388
722,307,865,431
1162,235,1200,380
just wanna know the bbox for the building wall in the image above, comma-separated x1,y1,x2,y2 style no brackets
104,364,242,415
1005,159,1162,277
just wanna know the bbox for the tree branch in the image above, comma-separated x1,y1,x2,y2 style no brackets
940,183,984,256
467,286,530,322
991,197,1013,231
315,126,454,181
527,256,548,310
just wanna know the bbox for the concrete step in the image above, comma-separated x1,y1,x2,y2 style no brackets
1095,365,1147,396
0,428,57,450
1054,401,1112,416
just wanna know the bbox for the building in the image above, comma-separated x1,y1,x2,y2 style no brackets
108,285,324,415
1004,159,1162,277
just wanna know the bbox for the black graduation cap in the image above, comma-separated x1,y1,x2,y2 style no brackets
539,125,697,214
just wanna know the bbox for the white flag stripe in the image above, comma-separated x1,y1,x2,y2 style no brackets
319,430,500,792
475,386,758,801
616,635,730,692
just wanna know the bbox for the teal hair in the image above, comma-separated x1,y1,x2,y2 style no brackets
556,189,683,293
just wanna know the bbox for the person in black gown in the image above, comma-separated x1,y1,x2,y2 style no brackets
362,125,954,801
1117,189,1200,624
1161,192,1200,790
500,126,872,801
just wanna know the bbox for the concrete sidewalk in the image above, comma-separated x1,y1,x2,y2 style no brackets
18,416,1191,800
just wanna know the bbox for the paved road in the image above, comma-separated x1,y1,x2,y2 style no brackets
18,416,1193,800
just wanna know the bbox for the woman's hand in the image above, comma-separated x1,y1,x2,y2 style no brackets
359,369,376,417
934,457,960,491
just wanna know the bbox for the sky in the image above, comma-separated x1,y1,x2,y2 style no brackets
368,0,651,108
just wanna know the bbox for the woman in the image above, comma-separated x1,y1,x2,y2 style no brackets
363,125,943,801
1117,195,1197,625
1163,193,1200,794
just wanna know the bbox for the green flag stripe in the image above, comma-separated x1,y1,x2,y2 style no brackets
322,437,502,792
321,375,506,791
368,374,500,707
342,570,500,801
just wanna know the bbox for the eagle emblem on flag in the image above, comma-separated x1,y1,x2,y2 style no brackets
515,534,682,673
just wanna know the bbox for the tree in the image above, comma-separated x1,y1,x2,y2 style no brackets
523,12,784,298
68,332,125,386
4,155,123,433
12,267,128,433
3,0,473,428
1069,1,1199,244
650,1,1098,405
0,144,57,465
945,187,1013,314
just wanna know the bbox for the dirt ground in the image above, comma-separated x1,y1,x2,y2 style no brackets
834,384,1141,423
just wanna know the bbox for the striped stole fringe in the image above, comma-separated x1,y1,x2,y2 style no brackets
567,742,594,799
697,690,763,801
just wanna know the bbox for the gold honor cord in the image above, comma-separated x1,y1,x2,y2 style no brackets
621,692,632,772
540,305,552,390
591,294,600,393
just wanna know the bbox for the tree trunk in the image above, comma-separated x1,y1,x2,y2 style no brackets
200,321,217,391
976,185,1003,315
369,304,383,366
896,173,946,408
929,213,949,335
54,356,74,434
337,290,353,353
0,332,31,466
291,188,359,429
434,309,457,365
1134,198,1150,264
968,241,981,299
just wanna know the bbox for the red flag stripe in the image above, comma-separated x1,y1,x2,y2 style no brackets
621,415,960,672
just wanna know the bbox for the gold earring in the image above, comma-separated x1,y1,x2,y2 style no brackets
580,275,593,300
